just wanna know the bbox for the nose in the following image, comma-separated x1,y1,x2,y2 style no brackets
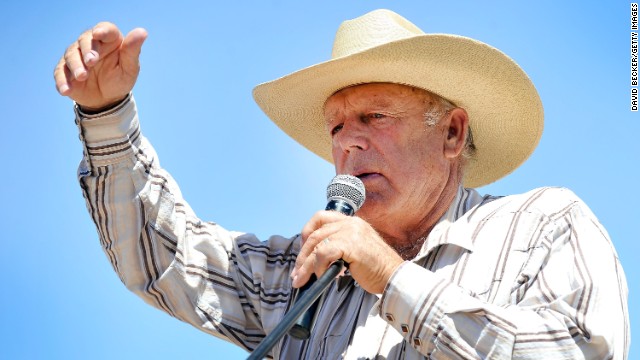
333,119,369,154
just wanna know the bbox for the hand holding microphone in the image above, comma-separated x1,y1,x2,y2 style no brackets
292,175,403,295
247,175,403,358
289,175,404,338
288,174,366,339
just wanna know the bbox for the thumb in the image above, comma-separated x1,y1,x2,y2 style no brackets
119,28,148,74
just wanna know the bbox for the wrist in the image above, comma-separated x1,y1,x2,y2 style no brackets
77,95,129,115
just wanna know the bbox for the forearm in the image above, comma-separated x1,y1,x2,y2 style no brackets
382,256,628,359
76,94,204,318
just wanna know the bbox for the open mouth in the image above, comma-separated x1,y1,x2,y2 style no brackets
355,172,380,180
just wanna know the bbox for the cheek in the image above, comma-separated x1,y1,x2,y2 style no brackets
398,136,447,181
331,146,344,171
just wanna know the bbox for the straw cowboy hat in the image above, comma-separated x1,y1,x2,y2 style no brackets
252,9,543,188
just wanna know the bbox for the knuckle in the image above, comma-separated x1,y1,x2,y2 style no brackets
299,261,312,276
306,231,319,244
314,250,326,265
96,21,113,28
53,74,63,87
64,46,78,62
53,64,61,78
78,29,92,42
305,231,322,245
300,227,312,240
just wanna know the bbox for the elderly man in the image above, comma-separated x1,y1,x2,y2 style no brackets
55,9,628,359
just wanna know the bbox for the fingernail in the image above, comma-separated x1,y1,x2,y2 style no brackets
84,52,96,65
73,68,85,80
59,84,69,94
290,268,297,279
292,275,299,287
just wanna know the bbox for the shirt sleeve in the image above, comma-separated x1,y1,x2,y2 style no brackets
380,195,629,359
75,95,299,355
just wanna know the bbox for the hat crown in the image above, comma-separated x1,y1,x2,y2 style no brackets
331,9,425,59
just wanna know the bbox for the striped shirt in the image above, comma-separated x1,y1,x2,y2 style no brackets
75,95,629,359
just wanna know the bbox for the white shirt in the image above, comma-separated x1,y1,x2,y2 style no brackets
75,95,629,359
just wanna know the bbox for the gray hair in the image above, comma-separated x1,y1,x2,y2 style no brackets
423,92,476,161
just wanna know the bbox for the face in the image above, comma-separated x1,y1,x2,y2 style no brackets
324,83,459,242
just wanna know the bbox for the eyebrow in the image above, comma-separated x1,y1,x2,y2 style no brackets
323,92,403,125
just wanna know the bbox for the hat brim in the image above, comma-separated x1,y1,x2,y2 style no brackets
253,34,543,188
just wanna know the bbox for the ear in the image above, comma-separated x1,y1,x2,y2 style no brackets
443,108,469,159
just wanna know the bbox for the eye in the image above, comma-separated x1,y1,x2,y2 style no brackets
359,113,387,123
330,123,343,136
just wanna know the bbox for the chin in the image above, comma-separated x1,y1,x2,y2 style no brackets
355,201,383,225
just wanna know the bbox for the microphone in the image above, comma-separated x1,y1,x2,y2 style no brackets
246,175,366,359
324,174,366,215
288,174,366,340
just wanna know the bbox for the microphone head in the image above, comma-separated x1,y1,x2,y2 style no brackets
326,175,366,212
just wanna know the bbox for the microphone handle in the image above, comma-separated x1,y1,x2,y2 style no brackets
246,260,345,360
289,199,354,339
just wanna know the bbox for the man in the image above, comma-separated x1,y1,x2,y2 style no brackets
55,9,629,359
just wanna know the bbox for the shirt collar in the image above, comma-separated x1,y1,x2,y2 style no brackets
338,186,485,291
412,186,483,261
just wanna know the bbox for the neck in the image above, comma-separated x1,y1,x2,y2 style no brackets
380,167,462,260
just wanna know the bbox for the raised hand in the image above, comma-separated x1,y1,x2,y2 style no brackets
54,22,148,111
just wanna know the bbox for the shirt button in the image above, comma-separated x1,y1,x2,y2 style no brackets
385,313,395,322
413,337,422,347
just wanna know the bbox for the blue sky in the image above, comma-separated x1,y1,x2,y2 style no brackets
0,1,637,359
